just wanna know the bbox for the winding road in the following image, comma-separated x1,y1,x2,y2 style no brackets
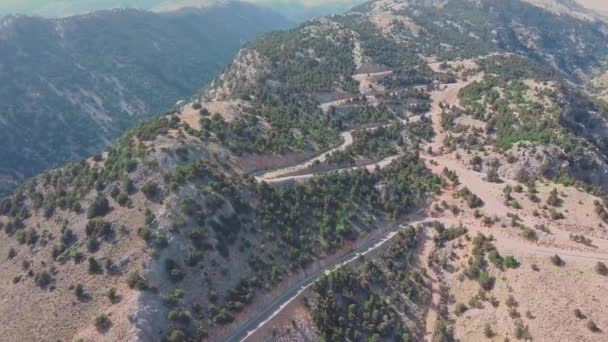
254,115,421,183
224,217,435,342
228,81,468,341
227,73,608,341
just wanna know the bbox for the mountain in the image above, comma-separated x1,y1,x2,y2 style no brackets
0,2,290,198
1,0,608,341
1,0,366,22
5,0,608,23
153,0,363,22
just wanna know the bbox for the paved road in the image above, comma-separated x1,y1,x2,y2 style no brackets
228,82,457,341
225,218,433,342
255,115,421,183
225,69,608,342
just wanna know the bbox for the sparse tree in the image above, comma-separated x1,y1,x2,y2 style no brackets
550,254,564,267
546,188,560,207
595,262,608,276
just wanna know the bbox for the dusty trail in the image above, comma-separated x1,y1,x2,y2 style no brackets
422,73,608,262
418,232,441,341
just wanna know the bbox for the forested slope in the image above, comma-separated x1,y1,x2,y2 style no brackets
0,2,290,198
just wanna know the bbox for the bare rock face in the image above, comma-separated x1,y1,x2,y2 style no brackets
207,49,272,101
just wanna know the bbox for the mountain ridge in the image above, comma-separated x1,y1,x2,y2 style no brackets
0,1,290,198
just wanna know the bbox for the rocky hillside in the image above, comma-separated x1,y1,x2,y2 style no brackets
2,0,608,341
0,1,290,198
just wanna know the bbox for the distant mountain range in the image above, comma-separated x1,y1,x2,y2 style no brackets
0,0,366,22
0,1,290,198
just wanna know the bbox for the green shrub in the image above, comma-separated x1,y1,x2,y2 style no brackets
546,188,561,206
213,309,234,324
488,250,504,268
126,271,147,290
506,295,518,308
141,181,159,198
88,257,102,274
87,237,100,253
521,227,537,241
116,192,129,206
165,258,185,282
34,271,52,288
164,289,185,307
75,284,85,299
85,219,112,239
168,330,186,342
549,208,565,220
94,313,111,332
484,324,495,338
87,194,110,218
71,201,82,213
478,271,495,290
15,228,39,245
503,256,519,269
107,287,118,303
514,320,532,340
454,303,468,316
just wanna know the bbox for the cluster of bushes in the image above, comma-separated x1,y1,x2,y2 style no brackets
593,200,608,223
433,222,467,246
456,187,484,208
442,167,460,186
463,234,501,290
570,234,593,246
487,250,519,270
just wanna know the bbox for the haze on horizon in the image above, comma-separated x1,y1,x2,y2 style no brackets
0,0,366,20
2,0,608,22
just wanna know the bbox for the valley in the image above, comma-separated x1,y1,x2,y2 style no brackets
0,2,291,198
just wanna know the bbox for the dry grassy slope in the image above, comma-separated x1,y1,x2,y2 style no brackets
0,191,151,341
575,0,608,13
0,122,282,341
437,235,608,342
422,64,608,340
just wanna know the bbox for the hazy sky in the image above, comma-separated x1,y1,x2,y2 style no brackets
0,0,363,13
3,0,607,18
